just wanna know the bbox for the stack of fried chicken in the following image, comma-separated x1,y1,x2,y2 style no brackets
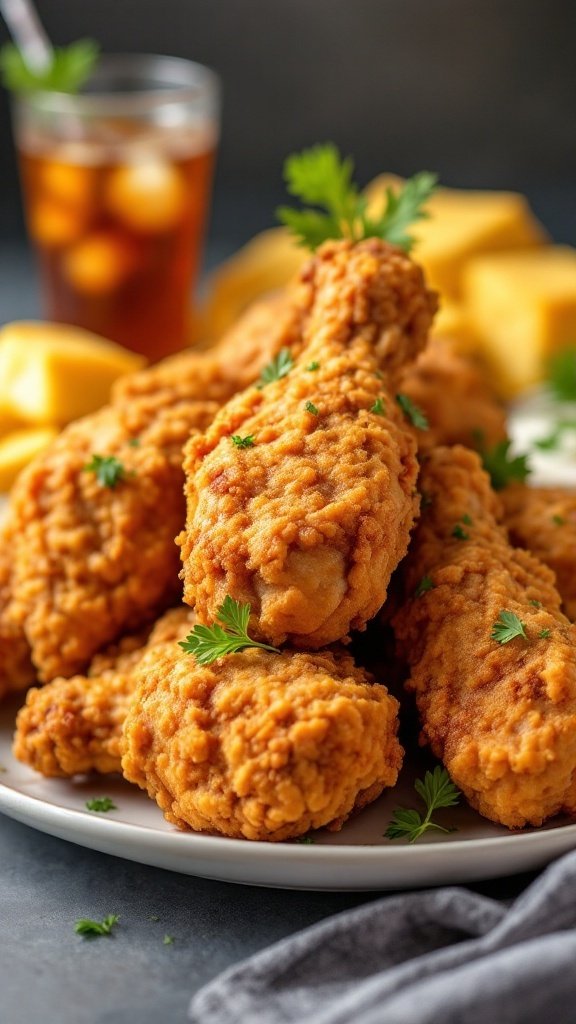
5,235,576,841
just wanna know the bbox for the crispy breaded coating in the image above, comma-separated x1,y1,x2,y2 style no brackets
180,239,437,648
393,445,576,829
122,645,402,841
0,521,35,696
1,293,304,689
400,336,507,453
14,607,194,777
501,484,576,621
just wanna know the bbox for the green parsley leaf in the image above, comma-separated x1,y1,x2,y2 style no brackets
385,766,460,843
552,514,566,526
304,401,319,415
128,438,140,447
491,610,527,645
451,524,470,541
547,348,576,403
364,171,438,252
395,393,429,430
1,39,99,94
306,361,320,371
461,513,473,526
534,419,576,452
85,797,116,813
294,835,315,844
75,914,119,937
479,439,531,490
84,454,126,489
178,595,280,666
529,599,543,608
277,143,437,251
163,934,175,945
257,348,294,388
539,629,551,639
370,397,386,415
415,575,435,597
231,434,256,449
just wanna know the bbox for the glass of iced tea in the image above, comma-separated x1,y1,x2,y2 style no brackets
11,54,219,360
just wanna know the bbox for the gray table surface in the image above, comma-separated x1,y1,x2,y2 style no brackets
0,227,555,1024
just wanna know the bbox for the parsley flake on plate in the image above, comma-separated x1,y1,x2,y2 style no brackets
85,797,116,813
75,914,119,937
385,767,460,844
491,610,527,645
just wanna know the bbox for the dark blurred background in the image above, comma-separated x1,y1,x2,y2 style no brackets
1,0,575,290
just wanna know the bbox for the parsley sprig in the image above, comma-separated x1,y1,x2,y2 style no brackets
491,610,527,644
179,596,280,666
385,767,460,844
75,914,119,937
277,143,437,251
1,39,99,94
257,348,294,388
547,348,576,403
84,454,126,489
231,435,256,449
479,439,531,491
396,393,428,429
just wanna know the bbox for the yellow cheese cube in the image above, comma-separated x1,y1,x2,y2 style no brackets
365,178,546,299
0,427,58,492
463,247,576,397
0,322,146,425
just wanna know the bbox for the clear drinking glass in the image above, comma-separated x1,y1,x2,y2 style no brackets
11,54,220,360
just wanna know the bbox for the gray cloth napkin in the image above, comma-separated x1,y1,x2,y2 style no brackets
190,848,576,1024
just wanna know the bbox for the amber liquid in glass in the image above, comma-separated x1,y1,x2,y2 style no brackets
18,133,215,361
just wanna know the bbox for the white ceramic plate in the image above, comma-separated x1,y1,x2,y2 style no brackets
0,401,575,891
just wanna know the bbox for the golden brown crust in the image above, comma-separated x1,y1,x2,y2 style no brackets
122,645,403,841
13,607,194,777
0,519,35,696
180,239,437,648
1,292,304,688
400,336,507,453
393,445,576,829
501,484,576,621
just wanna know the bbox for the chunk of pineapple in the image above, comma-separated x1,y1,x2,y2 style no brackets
366,179,546,299
0,322,146,425
0,428,58,492
463,247,576,397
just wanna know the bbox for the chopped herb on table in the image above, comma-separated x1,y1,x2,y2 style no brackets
163,934,175,945
75,914,119,938
277,143,437,251
86,797,117,813
385,767,460,844
84,454,126,489
395,393,429,430
179,596,280,665
491,610,527,645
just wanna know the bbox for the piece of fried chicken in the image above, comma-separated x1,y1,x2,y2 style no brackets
501,484,576,621
400,336,507,453
13,607,194,777
392,445,576,829
0,522,35,696
180,239,437,649
122,643,403,841
0,292,303,690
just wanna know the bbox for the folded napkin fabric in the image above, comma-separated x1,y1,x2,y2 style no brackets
190,849,576,1024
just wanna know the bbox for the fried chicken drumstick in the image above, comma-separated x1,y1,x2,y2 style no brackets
501,484,576,622
14,607,194,777
122,643,402,841
393,445,576,829
0,292,303,690
180,239,437,648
